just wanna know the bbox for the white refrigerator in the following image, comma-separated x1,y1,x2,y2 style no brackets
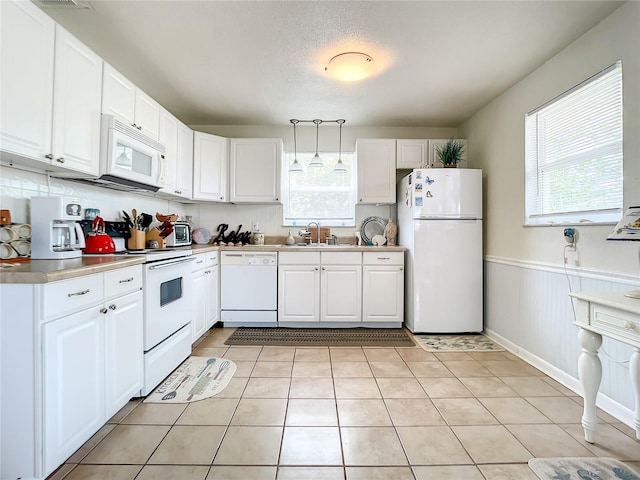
397,168,483,333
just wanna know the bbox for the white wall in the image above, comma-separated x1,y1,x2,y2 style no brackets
459,2,640,422
458,1,639,275
0,126,457,238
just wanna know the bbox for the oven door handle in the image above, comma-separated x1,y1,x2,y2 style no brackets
148,256,196,270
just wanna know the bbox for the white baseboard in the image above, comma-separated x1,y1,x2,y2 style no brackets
485,328,635,429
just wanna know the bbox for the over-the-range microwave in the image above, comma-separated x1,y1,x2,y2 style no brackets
52,114,166,192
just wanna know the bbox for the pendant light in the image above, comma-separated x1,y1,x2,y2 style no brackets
289,119,303,172
309,119,323,167
333,119,347,173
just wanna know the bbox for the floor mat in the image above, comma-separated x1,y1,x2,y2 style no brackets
224,327,415,347
414,334,505,352
144,356,236,403
528,457,640,480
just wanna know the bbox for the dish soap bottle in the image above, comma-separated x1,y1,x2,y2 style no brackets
285,229,295,245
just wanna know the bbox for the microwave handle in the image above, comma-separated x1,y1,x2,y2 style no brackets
157,153,166,186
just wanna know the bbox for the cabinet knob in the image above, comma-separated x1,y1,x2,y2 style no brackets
137,125,142,131
109,304,117,310
100,307,108,314
56,157,65,163
45,153,53,160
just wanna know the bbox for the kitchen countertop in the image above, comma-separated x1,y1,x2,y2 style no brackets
0,256,145,284
213,244,406,252
0,244,405,284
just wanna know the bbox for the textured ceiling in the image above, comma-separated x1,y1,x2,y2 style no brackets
42,0,624,127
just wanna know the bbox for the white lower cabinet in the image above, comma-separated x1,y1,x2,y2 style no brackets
104,290,144,418
320,252,362,323
192,251,219,343
43,305,105,474
278,252,320,323
0,264,143,480
362,252,405,323
279,251,372,324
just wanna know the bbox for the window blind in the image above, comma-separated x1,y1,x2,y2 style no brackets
525,61,623,225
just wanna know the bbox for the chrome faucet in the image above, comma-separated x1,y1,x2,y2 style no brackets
308,222,320,245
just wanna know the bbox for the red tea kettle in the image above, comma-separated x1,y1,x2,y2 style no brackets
83,216,116,254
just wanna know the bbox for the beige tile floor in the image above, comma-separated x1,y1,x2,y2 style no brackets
49,328,640,480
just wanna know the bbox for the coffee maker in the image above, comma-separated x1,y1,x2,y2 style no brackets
30,196,86,259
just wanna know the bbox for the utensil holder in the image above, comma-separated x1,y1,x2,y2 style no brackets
145,228,166,249
128,229,146,250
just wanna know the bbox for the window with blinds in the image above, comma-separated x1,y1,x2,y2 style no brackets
525,61,623,225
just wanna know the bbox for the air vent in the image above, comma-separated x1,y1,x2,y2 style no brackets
33,0,92,9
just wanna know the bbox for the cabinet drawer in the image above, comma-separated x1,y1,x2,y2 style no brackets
204,251,218,267
321,251,362,265
42,273,104,320
105,265,143,298
279,251,320,265
363,251,404,265
591,304,640,342
192,253,207,271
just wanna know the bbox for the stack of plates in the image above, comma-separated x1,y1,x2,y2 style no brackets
360,217,387,245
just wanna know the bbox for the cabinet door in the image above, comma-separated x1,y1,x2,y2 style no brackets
207,265,219,328
356,139,396,204
51,26,102,175
229,138,282,203
362,266,404,323
320,265,362,322
193,132,228,201
0,0,54,162
176,121,194,199
158,109,179,194
396,139,428,169
102,63,135,125
43,307,105,475
278,265,320,323
191,267,207,343
104,291,143,419
134,89,160,140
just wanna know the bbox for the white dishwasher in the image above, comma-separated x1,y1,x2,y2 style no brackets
220,251,278,326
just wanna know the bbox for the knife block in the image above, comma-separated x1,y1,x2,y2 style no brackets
145,228,166,249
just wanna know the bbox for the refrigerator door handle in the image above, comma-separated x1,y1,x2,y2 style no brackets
418,216,480,221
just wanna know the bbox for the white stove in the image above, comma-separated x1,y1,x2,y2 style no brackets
114,246,193,262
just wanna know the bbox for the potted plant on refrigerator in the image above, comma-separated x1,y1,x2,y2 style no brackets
436,138,465,168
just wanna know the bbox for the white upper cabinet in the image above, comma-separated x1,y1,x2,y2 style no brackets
176,121,194,199
229,138,282,203
193,131,228,202
356,138,396,204
158,112,193,200
396,139,428,169
51,26,103,175
158,108,179,194
0,0,54,164
0,3,102,175
102,63,160,140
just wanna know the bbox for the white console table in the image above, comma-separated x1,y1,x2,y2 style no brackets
570,291,640,443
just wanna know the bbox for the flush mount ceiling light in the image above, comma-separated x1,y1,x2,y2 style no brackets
325,52,375,82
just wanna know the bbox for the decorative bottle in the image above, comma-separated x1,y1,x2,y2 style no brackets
285,229,295,245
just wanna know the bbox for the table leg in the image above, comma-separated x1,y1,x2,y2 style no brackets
631,348,640,440
578,328,602,443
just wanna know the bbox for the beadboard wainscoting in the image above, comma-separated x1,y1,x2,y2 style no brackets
484,256,640,428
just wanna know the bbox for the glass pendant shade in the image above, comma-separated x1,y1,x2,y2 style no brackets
333,159,347,172
290,158,303,172
310,119,323,167
333,119,346,173
289,119,303,172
